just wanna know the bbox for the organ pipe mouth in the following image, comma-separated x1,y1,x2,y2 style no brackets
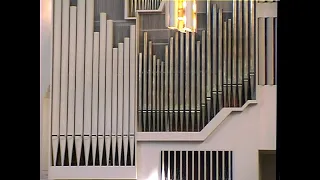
166,0,197,33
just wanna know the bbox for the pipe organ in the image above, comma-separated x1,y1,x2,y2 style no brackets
51,0,136,166
48,1,277,179
137,0,257,132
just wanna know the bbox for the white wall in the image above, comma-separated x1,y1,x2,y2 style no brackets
136,86,276,180
258,86,277,150
40,0,52,177
40,0,52,99
41,97,50,171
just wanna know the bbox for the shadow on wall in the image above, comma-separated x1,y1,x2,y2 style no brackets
259,150,276,180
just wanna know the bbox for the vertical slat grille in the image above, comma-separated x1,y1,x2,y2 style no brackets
127,0,163,18
258,17,277,85
161,151,233,180
137,0,258,132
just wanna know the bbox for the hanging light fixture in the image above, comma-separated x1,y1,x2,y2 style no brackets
166,0,197,33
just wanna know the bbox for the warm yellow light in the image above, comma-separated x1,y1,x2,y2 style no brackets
165,0,197,33
193,2,196,12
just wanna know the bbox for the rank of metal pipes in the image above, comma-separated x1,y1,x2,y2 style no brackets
136,0,258,132
160,151,233,180
50,0,135,167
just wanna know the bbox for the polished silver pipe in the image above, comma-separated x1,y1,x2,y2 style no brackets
185,32,190,131
123,37,130,137
130,0,133,16
207,1,212,99
51,0,62,166
143,32,148,131
137,0,141,10
142,0,146,10
152,55,157,131
98,13,106,137
191,32,196,132
201,30,206,127
196,41,201,131
223,21,228,107
60,0,71,141
164,45,169,131
249,0,256,99
218,9,223,111
227,19,232,107
111,47,118,137
169,37,174,131
160,60,164,131
138,53,143,131
180,32,185,131
211,4,217,116
174,32,179,131
134,0,137,15
157,58,161,131
117,42,124,139
148,41,153,131
129,23,136,131
207,1,212,124
243,0,249,102
232,0,238,107
238,0,243,106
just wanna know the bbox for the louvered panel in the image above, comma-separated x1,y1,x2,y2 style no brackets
161,151,233,180
258,17,277,85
